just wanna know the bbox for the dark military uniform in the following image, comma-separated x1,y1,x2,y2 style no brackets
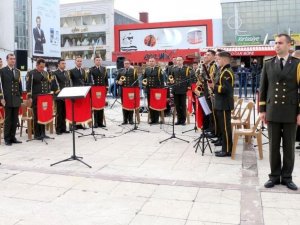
171,65,191,124
88,66,108,127
142,66,164,123
51,69,72,134
69,67,87,87
116,67,139,124
206,62,218,135
0,67,23,143
214,64,234,154
26,69,51,139
259,55,300,183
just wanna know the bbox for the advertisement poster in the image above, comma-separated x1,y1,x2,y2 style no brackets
120,26,207,52
32,0,60,58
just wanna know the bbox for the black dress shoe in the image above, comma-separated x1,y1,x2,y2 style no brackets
94,124,99,128
35,136,43,140
296,145,300,149
264,179,280,188
215,151,231,157
129,121,134,125
63,131,70,134
122,122,128,125
99,124,106,128
175,122,181,125
206,133,216,138
56,132,62,135
214,150,222,154
11,139,22,144
214,141,222,146
181,122,186,126
281,180,298,190
211,139,219,144
5,141,12,146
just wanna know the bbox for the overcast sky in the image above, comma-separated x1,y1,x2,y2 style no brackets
60,0,222,22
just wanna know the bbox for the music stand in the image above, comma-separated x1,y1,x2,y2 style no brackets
193,96,212,155
124,86,149,134
78,87,106,141
51,86,92,168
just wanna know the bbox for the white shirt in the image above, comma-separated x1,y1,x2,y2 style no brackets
277,54,289,66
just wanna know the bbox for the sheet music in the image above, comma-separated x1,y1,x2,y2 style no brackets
57,86,91,99
198,96,212,116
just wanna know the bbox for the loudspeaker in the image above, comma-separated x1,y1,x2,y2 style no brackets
15,50,28,71
116,56,125,69
295,45,300,50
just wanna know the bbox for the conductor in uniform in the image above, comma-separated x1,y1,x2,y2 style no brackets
88,56,108,128
0,54,23,145
259,34,300,191
214,51,235,157
142,57,164,124
51,59,71,135
116,59,139,125
26,58,51,140
169,56,191,125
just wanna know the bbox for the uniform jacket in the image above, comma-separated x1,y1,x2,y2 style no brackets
51,69,72,95
259,55,300,123
0,66,23,107
116,67,139,87
26,69,51,100
88,66,108,86
214,64,235,111
171,65,191,94
142,66,164,92
69,67,87,87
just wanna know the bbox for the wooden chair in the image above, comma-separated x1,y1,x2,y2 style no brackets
0,107,4,144
231,117,263,160
231,98,243,119
20,103,33,140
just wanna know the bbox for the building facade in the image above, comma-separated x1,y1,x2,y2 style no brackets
221,0,300,45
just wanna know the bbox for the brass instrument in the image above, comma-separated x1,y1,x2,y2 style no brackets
168,75,174,82
142,78,147,86
120,75,126,82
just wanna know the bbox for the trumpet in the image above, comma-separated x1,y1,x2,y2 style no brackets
142,78,147,86
120,76,126,82
168,75,174,82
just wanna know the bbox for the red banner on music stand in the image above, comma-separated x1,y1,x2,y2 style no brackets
122,87,140,110
0,107,4,118
37,94,53,124
149,88,167,111
91,86,106,110
187,89,193,114
65,92,92,124
196,98,203,129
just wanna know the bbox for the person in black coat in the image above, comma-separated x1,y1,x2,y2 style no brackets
259,34,300,191
0,54,23,145
33,16,46,55
213,51,235,157
69,56,87,87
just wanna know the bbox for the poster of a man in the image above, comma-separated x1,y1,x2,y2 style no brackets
33,16,46,54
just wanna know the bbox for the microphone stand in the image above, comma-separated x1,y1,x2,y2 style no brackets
124,76,149,134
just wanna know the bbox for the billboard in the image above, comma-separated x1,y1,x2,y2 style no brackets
32,0,60,58
119,26,207,52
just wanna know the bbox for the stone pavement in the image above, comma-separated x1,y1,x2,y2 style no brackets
0,98,300,225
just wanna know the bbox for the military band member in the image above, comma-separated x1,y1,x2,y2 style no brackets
69,56,87,87
213,51,234,157
51,59,71,135
0,57,3,69
116,59,139,125
190,61,199,114
88,56,108,128
26,58,51,140
142,57,164,124
204,50,218,138
169,56,191,125
0,53,23,146
259,34,300,191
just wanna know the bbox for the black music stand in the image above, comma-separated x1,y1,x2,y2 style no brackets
51,86,92,168
27,94,55,145
78,87,106,141
159,96,189,144
193,96,212,155
124,86,149,134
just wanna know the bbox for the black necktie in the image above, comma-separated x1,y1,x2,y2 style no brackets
151,68,153,73
280,58,284,70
